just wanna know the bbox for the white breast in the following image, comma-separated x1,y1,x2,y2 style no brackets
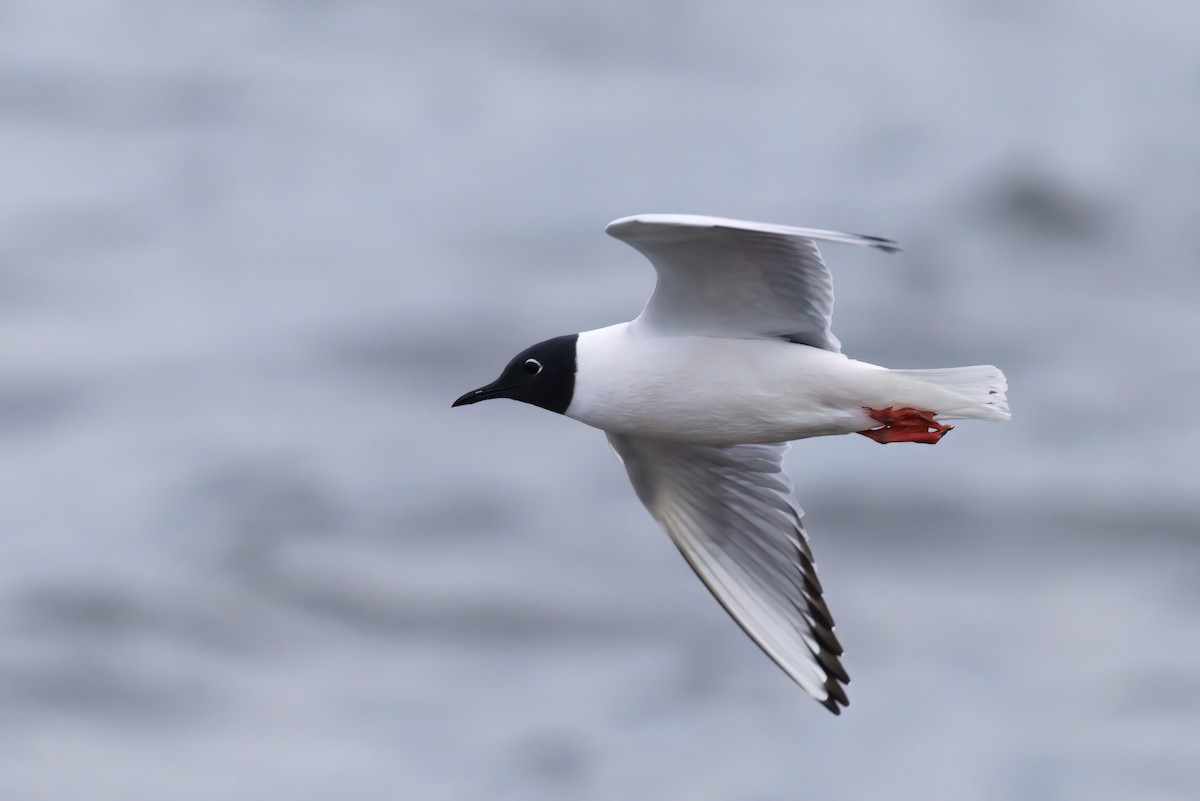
566,323,888,445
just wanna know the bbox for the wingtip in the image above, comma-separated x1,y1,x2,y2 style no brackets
606,214,903,253
820,690,849,715
853,233,902,254
819,664,851,711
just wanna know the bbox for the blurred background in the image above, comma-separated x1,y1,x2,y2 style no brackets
2,1,1198,799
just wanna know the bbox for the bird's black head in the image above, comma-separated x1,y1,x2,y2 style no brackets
452,334,577,415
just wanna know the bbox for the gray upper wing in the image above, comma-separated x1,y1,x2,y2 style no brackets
607,432,849,714
606,214,899,352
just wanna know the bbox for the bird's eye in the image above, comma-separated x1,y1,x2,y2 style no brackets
523,358,543,375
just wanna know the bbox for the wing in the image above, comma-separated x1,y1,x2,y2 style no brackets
607,432,849,714
606,213,899,352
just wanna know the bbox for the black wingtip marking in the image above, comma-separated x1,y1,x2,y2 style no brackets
800,570,825,598
819,654,850,713
820,688,848,715
819,649,851,685
825,676,850,706
810,625,844,659
854,233,902,254
789,532,852,714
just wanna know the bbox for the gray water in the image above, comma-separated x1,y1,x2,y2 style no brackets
2,1,1199,799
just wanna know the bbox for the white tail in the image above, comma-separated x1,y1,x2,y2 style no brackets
891,365,1011,422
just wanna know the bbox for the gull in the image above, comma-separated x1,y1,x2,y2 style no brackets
453,214,1010,714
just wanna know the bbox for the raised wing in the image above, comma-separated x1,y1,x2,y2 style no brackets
607,432,849,714
606,214,899,352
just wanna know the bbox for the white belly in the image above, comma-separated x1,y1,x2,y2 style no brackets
566,324,904,445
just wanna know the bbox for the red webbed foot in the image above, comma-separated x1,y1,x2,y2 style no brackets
858,406,954,445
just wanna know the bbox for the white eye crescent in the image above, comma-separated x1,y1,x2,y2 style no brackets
523,358,543,375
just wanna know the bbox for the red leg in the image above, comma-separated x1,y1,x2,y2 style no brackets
858,406,954,445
